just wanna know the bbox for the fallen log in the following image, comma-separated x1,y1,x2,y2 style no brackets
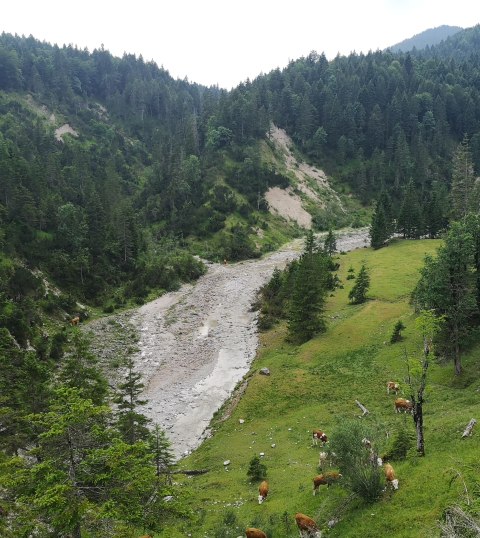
171,469,209,476
461,419,477,439
355,400,369,417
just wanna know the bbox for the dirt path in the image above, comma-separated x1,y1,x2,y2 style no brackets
122,229,369,459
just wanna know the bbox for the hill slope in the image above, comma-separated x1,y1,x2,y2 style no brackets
388,25,463,52
158,238,480,537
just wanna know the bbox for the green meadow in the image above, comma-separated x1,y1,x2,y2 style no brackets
159,239,480,538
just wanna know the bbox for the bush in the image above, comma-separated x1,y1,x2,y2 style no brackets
247,456,267,481
390,320,406,343
329,420,384,503
383,426,415,461
103,303,115,314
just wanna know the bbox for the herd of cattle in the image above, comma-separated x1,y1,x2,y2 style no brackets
242,380,404,537
140,380,405,537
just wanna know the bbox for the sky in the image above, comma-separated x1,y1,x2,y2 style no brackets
2,1,479,89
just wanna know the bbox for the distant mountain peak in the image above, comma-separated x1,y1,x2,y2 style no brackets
388,25,463,53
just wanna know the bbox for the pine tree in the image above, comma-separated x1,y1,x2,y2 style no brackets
451,134,476,220
412,221,476,375
397,180,423,238
348,264,370,304
114,358,151,444
323,229,337,256
287,249,328,344
369,202,388,249
150,424,175,483
247,455,267,481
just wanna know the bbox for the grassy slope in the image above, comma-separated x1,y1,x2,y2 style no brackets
159,239,480,538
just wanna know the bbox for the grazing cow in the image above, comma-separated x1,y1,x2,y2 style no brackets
384,463,399,490
295,513,322,537
394,397,413,414
387,381,400,394
313,471,342,495
246,528,267,538
312,430,328,446
258,480,269,504
70,316,80,326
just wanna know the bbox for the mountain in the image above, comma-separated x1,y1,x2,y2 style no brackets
388,25,463,52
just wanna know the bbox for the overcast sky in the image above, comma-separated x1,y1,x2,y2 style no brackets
2,1,479,89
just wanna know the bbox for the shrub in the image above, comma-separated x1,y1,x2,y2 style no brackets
247,456,267,481
103,303,115,314
390,320,406,343
383,425,415,461
329,420,384,503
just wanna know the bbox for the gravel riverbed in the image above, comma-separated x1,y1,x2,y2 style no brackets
87,229,369,459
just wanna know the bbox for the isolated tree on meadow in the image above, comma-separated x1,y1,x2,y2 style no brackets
405,310,443,456
348,264,370,305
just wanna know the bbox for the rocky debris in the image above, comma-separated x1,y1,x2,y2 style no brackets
85,229,369,460
259,367,271,376
55,124,79,142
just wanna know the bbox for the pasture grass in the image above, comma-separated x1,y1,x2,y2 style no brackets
157,238,480,538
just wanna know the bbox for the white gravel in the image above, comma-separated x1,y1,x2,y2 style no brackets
128,229,370,459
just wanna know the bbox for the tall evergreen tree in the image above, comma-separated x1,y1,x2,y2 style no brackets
412,221,476,375
323,229,337,256
370,202,389,249
348,264,370,304
451,134,476,220
397,180,423,238
114,358,151,445
287,235,328,344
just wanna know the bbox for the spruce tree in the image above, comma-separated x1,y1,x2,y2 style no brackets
369,203,388,249
287,248,328,344
451,134,476,220
412,221,476,375
114,358,151,444
323,229,337,256
397,180,423,238
348,264,370,304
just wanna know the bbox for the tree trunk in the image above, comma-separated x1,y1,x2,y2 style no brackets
413,403,425,456
453,325,462,375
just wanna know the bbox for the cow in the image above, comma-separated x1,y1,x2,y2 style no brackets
387,381,400,394
384,463,399,490
258,480,269,504
313,471,342,495
246,528,267,538
394,397,413,414
295,513,322,537
70,316,80,326
312,430,328,446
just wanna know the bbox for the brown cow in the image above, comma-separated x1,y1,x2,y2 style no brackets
384,463,399,490
313,471,342,495
394,397,413,414
312,430,328,446
246,528,267,538
258,480,269,504
70,316,80,326
387,381,400,394
295,513,322,537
